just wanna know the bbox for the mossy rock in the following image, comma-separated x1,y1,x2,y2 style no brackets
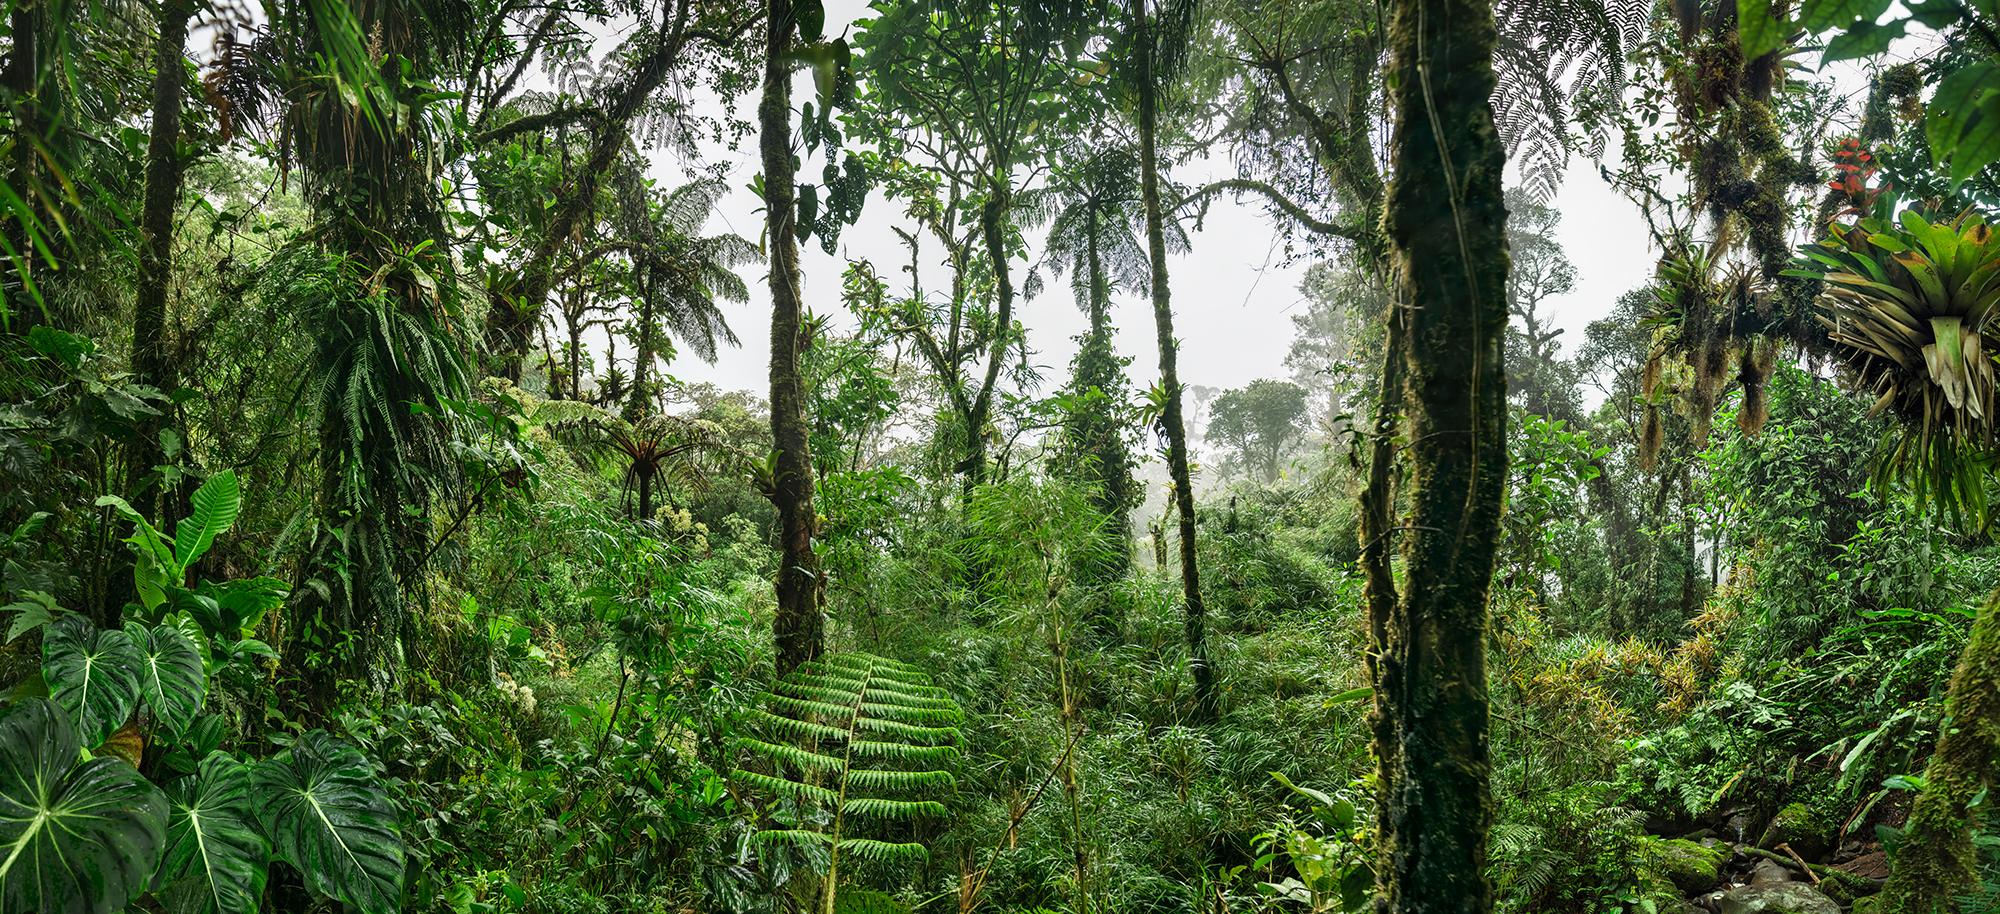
1645,836,1730,893
1758,802,1833,859
1719,882,1840,914
1849,896,1879,914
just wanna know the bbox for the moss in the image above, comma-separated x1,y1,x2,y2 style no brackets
1644,836,1729,893
1881,591,2000,912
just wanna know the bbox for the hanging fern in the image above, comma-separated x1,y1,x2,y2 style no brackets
733,652,961,913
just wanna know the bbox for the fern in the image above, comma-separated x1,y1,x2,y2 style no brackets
734,652,962,914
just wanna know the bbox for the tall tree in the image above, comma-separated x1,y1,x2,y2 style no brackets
762,0,823,675
128,0,195,511
477,1,757,383
1365,0,1511,909
1129,0,1217,720
1034,142,1151,576
1207,379,1308,484
854,0,1102,491
237,0,475,703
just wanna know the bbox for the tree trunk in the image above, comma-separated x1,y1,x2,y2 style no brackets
626,271,655,421
129,0,193,510
479,5,695,381
763,0,823,676
635,465,654,522
1074,218,1133,578
1135,0,1216,722
3,0,42,332
1370,0,1511,904
964,190,1017,493
1881,590,2000,914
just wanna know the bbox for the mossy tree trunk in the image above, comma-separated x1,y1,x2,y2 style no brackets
762,0,824,676
1135,0,1216,721
129,0,193,516
1881,590,2000,914
1069,218,1135,581
1368,0,1510,904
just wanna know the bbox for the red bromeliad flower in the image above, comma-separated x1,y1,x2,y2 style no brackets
1829,137,1890,220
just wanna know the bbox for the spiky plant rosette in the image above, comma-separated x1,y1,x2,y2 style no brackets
1796,208,2000,526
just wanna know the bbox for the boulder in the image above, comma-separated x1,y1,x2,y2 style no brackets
1717,882,1842,914
1649,836,1731,893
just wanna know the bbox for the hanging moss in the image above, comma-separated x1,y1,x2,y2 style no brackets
1641,406,1666,470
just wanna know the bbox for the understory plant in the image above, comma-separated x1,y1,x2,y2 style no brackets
0,472,405,914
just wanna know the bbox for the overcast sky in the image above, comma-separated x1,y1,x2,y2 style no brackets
634,2,1928,404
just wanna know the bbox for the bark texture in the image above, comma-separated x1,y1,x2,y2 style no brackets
1370,0,1511,904
762,0,824,676
1881,590,2000,914
129,0,194,509
1135,0,1216,721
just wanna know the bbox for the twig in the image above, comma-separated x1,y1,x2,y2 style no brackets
963,725,1087,914
1776,842,1819,886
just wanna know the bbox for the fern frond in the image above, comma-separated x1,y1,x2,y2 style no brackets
840,797,950,820
731,651,965,897
836,839,929,865
751,829,836,848
850,741,960,763
735,770,839,806
738,738,845,773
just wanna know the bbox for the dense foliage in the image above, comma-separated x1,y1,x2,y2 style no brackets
2,0,2000,912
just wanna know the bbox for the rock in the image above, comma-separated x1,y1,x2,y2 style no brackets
1833,849,1889,880
1750,858,1797,886
1758,803,1833,860
1850,896,1880,914
1717,881,1842,914
1649,836,1731,893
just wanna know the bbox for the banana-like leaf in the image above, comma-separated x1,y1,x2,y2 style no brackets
125,621,207,737
252,732,403,914
173,472,239,571
155,752,269,914
43,615,143,747
0,699,169,914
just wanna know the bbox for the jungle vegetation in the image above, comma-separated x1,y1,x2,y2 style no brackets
1,0,1999,912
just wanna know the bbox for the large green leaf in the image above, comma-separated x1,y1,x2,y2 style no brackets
42,616,143,747
191,577,288,636
173,471,239,571
252,732,403,914
0,699,169,914
155,753,268,914
1927,61,2000,186
125,621,206,736
93,495,175,611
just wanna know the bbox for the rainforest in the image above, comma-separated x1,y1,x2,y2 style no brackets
1,0,1999,912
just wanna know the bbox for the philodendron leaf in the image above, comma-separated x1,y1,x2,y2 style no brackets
0,699,170,914
43,615,143,746
252,732,404,914
155,752,269,914
173,471,239,570
95,494,177,610
126,621,207,736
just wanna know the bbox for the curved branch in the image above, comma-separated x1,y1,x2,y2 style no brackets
1175,178,1367,242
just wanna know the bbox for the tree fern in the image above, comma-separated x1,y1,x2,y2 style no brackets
734,652,962,914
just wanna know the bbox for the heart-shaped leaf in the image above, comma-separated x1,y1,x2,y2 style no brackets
43,615,143,746
126,621,207,736
155,752,269,914
0,699,169,914
252,732,404,914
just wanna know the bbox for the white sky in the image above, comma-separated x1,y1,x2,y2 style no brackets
625,2,1932,407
